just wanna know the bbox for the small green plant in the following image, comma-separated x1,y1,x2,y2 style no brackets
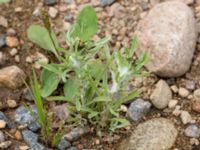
28,70,64,147
27,6,149,132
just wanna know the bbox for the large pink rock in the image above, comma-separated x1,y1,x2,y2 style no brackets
135,1,197,77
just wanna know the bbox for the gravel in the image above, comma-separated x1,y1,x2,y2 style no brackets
100,0,115,7
185,124,200,138
22,130,38,146
57,138,71,150
43,0,58,6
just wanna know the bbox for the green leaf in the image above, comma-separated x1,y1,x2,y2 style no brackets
88,60,106,80
129,36,138,57
0,0,10,4
27,25,59,54
87,96,112,105
64,78,79,100
30,70,46,127
124,90,140,102
71,6,98,41
110,118,130,132
40,69,61,97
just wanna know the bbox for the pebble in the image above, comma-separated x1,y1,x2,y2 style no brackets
29,143,47,150
100,0,115,7
150,80,172,109
120,105,128,113
0,120,6,129
0,131,5,143
135,1,197,77
9,48,18,56
6,36,19,48
43,0,58,5
19,146,29,150
32,52,49,69
48,7,58,18
67,147,79,150
0,16,8,28
0,34,6,48
0,112,12,128
0,65,26,89
22,130,38,146
185,124,200,138
64,15,73,22
6,28,16,36
109,3,125,18
25,56,33,63
64,126,90,141
193,89,200,99
0,141,12,149
181,111,192,124
126,98,151,122
57,138,71,150
15,55,20,63
118,118,177,150
64,0,75,4
15,105,40,132
192,100,200,113
178,87,190,98
54,104,69,121
185,80,195,91
168,99,178,108
15,130,22,140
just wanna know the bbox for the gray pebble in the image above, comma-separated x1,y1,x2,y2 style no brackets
67,146,79,150
43,0,58,5
15,105,40,131
100,0,115,7
29,143,47,150
64,0,74,4
57,138,71,150
22,130,38,146
64,15,73,22
126,98,151,122
0,34,5,48
0,112,13,128
185,124,200,138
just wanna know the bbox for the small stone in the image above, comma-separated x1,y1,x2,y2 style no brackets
15,7,23,12
178,87,190,98
67,147,78,150
7,99,17,108
120,105,128,113
170,85,178,93
25,56,33,63
23,89,33,101
6,37,19,48
168,99,178,108
172,105,181,116
29,143,47,150
126,98,151,122
64,126,90,141
43,0,58,5
63,22,71,31
192,100,200,113
181,111,192,124
48,7,58,18
64,0,75,4
185,80,195,91
109,3,125,18
15,55,20,63
0,120,6,129
185,124,200,138
100,0,115,7
0,16,8,28
15,130,22,140
118,118,178,150
0,141,12,149
194,89,200,99
150,80,172,109
22,130,38,146
19,146,29,150
0,66,26,89
32,52,49,69
57,138,71,150
9,48,18,56
64,15,73,22
15,105,40,132
0,112,12,128
0,34,6,48
0,131,5,143
6,28,17,36
54,104,69,121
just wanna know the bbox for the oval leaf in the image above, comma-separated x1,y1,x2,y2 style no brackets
64,78,79,100
40,69,61,97
27,25,59,53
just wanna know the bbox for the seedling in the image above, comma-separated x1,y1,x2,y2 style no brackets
27,6,149,133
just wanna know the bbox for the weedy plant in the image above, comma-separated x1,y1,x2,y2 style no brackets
27,6,149,133
0,0,10,4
